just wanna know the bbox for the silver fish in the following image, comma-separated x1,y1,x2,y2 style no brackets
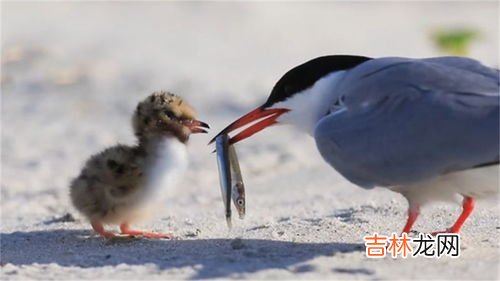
228,144,245,219
215,134,232,228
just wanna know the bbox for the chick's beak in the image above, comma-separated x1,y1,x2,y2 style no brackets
182,119,210,134
209,107,289,145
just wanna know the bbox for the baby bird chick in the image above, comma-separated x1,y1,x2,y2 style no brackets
70,145,147,238
70,91,209,239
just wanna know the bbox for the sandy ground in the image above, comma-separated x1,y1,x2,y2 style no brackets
1,2,499,280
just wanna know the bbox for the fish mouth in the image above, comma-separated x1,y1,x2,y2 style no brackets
209,107,289,145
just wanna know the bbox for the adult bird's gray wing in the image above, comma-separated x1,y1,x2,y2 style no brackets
314,57,499,188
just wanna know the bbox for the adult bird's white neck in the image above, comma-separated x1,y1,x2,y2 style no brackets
270,71,346,135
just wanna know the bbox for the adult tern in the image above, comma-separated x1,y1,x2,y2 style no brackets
211,55,499,234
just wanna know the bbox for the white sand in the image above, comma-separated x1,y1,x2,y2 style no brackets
1,2,499,280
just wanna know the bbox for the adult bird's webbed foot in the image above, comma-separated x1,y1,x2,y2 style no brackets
120,223,173,239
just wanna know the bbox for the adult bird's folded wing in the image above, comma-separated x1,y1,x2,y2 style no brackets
313,57,499,188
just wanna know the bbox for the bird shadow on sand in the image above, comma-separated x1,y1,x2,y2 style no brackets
1,229,364,279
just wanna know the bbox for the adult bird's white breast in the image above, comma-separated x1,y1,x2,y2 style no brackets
391,164,500,207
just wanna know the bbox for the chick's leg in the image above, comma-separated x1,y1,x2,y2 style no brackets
120,223,173,239
91,220,115,239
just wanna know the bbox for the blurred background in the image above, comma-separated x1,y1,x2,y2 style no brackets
1,2,499,279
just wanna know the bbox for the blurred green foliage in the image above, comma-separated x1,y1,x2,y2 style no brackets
431,28,480,56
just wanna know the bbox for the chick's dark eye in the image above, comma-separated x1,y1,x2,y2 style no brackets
164,110,176,119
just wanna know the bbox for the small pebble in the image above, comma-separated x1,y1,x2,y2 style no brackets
184,229,201,238
333,267,374,275
272,230,288,239
44,213,76,224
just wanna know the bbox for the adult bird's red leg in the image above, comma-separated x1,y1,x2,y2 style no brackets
449,196,475,233
401,206,420,234
432,196,475,235
91,220,115,239
120,223,173,239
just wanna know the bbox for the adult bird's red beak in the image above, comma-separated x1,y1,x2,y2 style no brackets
209,107,289,145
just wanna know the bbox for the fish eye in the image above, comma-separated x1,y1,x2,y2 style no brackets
237,199,244,206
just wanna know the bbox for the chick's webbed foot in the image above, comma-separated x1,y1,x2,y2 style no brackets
120,223,173,239
91,220,116,239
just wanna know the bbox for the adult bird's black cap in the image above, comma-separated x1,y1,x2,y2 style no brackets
210,55,372,145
